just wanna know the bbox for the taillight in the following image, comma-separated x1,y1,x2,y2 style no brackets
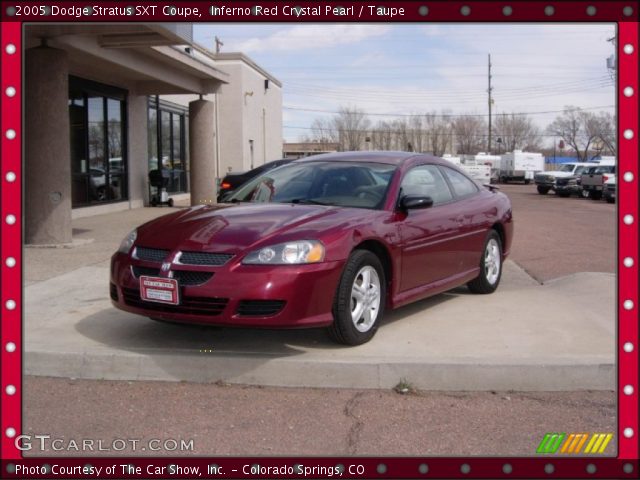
220,182,231,189
603,175,609,182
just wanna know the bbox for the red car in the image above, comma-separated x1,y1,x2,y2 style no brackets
111,151,513,345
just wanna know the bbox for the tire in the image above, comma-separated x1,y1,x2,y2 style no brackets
606,196,615,204
557,191,570,198
467,230,503,294
329,250,386,346
151,197,158,207
524,179,531,185
590,191,602,201
167,198,174,207
537,186,550,195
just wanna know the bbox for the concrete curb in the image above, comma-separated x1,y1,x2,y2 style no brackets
26,350,614,391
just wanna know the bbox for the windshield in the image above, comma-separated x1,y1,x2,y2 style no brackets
559,164,576,172
228,161,397,209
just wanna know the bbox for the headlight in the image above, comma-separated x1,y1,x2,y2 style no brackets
117,228,137,254
243,240,325,265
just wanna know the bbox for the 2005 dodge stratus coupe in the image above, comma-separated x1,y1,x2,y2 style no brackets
111,151,513,345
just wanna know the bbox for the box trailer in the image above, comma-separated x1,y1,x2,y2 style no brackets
475,153,502,182
460,160,492,184
499,150,545,184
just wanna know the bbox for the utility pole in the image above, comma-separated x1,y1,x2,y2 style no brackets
606,36,616,81
487,53,493,153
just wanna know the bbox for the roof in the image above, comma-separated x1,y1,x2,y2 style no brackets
295,150,441,165
200,50,282,87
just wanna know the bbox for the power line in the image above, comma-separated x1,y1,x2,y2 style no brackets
283,78,614,103
282,105,615,118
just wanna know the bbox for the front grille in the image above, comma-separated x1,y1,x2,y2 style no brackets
122,288,228,316
110,283,118,301
135,246,170,263
172,270,214,286
131,265,161,278
179,251,234,266
236,300,286,317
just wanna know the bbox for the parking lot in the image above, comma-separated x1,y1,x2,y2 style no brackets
501,183,615,282
23,182,617,456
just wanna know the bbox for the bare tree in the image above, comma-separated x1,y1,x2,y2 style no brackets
546,107,616,161
332,106,371,151
310,118,337,145
452,116,486,154
370,120,394,150
592,111,616,156
494,113,541,152
425,112,451,156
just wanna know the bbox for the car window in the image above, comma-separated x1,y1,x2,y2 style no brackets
574,166,588,175
441,167,479,198
400,165,453,206
229,161,397,209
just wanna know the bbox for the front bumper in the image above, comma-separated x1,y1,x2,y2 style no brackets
110,252,344,328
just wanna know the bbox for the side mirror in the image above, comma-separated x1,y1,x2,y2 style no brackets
400,195,434,210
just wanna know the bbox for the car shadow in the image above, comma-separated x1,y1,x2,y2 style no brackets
68,288,464,383
380,288,467,327
75,287,466,355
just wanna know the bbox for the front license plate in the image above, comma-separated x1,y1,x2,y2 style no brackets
140,276,179,305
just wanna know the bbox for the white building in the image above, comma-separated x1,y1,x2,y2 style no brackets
213,52,283,173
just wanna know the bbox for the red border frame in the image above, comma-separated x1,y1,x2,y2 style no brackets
1,2,638,478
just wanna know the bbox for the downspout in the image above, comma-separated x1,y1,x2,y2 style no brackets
262,107,267,164
215,92,221,186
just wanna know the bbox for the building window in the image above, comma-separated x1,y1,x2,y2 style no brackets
148,97,188,195
69,77,127,207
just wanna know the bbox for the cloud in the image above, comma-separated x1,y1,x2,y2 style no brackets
233,24,392,53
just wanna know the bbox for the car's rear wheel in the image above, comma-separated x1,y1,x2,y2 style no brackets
557,190,570,197
524,179,531,185
590,191,602,200
537,186,549,195
467,230,503,294
606,196,615,204
329,250,386,346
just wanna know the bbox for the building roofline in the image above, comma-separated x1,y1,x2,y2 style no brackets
192,46,282,87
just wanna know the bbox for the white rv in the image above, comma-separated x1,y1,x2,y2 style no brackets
499,150,545,184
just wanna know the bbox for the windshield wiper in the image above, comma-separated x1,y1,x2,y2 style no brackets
290,198,334,206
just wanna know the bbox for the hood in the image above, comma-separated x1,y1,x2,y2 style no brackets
537,171,574,178
135,203,369,253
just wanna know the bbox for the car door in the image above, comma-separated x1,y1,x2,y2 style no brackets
439,166,490,272
397,164,462,292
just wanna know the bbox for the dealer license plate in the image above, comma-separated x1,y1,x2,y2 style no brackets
139,276,180,305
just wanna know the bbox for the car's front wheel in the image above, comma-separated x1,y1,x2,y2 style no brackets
467,230,503,294
329,250,386,345
537,186,550,195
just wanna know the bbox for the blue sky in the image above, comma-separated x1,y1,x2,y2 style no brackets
194,23,616,144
